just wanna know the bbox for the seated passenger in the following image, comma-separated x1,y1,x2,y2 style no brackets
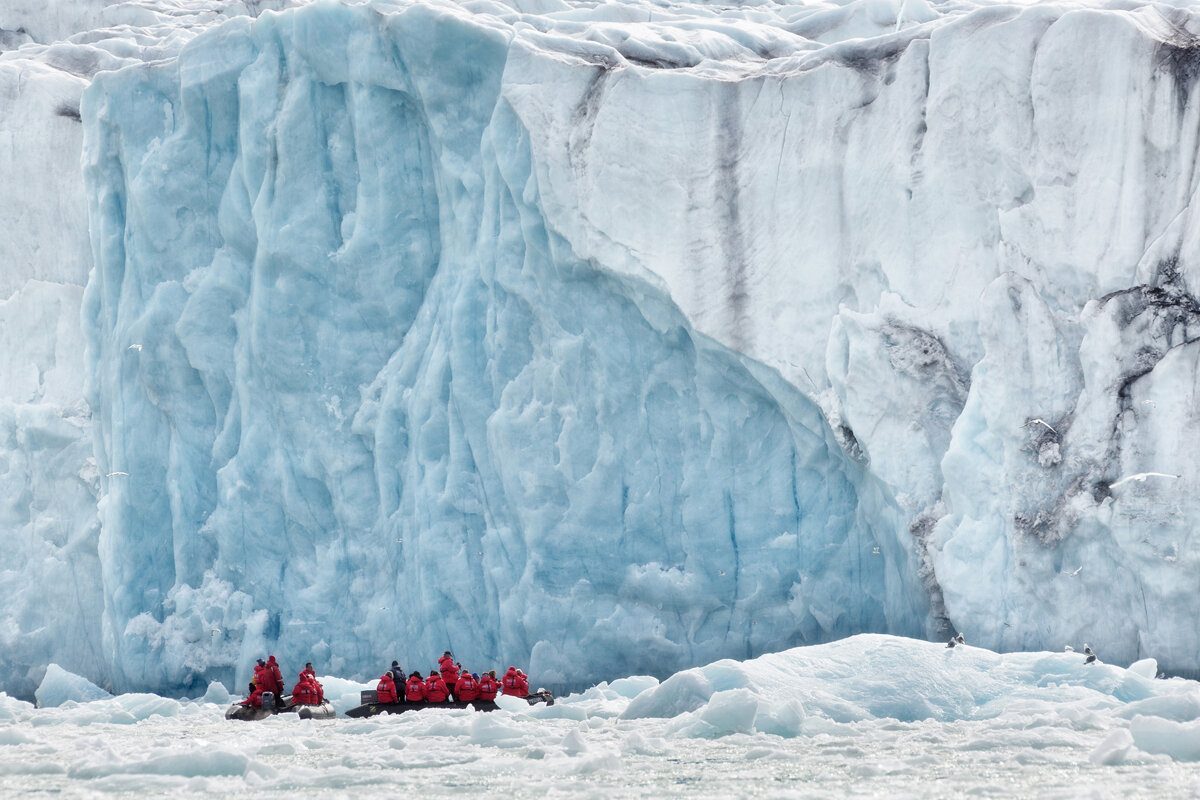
292,675,321,706
376,672,398,704
301,662,316,680
455,670,479,702
425,670,449,703
439,652,460,696
240,681,264,708
515,669,530,698
478,671,499,701
405,672,427,702
252,660,267,692
502,666,521,696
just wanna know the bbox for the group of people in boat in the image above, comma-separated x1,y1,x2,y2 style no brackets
240,655,326,708
238,650,533,708
376,651,531,704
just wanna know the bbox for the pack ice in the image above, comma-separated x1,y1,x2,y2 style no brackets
4,0,1200,696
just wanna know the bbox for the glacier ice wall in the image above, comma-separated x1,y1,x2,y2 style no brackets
6,0,1200,695
81,2,931,693
493,0,1200,669
0,0,311,699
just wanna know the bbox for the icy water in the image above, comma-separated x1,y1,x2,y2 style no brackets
7,635,1200,798
3,703,1200,799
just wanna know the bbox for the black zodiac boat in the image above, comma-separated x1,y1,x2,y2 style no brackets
344,689,554,718
224,692,336,721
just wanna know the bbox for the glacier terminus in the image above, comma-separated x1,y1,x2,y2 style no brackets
3,0,1200,699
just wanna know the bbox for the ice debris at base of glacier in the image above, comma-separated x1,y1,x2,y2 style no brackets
14,635,1200,769
5,0,1200,697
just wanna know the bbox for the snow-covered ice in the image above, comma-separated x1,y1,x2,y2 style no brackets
2,636,1200,798
6,0,1200,700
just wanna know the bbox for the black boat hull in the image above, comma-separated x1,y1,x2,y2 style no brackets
344,699,500,718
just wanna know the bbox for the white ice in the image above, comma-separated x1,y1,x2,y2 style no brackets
5,0,1200,698
2,635,1199,797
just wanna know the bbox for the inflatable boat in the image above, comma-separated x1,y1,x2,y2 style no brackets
224,692,335,721
343,689,554,718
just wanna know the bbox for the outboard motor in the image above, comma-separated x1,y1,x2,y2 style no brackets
361,690,379,704
262,692,276,711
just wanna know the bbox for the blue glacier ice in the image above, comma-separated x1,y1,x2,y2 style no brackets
7,0,1200,697
79,2,930,693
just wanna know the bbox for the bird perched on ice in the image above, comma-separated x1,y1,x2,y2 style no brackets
1084,645,1097,664
1108,472,1180,489
946,633,965,648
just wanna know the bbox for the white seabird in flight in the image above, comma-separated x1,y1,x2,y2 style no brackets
1109,472,1180,489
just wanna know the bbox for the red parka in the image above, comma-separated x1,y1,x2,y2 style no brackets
293,677,321,705
515,673,530,697
438,655,460,685
405,675,427,702
376,673,398,704
478,674,499,701
455,673,479,701
425,674,449,702
241,687,264,707
502,668,521,696
266,656,284,695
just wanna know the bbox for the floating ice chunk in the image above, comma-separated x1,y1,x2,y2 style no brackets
560,728,587,755
35,664,111,707
1127,659,1158,680
1090,729,1134,765
467,713,526,747
0,729,32,746
495,694,534,713
620,670,717,720
754,698,806,738
1128,716,1200,762
200,680,231,705
111,693,182,720
66,748,277,779
0,693,34,723
601,676,659,699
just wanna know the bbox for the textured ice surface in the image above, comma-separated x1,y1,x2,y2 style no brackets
0,0,311,698
2,636,1200,798
34,663,111,707
7,0,1200,696
79,0,933,694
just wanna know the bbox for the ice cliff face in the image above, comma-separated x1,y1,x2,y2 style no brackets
7,0,1200,695
81,1,930,693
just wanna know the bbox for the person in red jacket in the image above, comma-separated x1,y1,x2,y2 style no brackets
514,669,530,698
425,670,450,703
266,655,284,695
478,671,499,701
301,662,316,680
240,680,264,707
455,671,479,702
502,666,521,696
405,672,427,702
292,675,321,705
376,672,398,704
252,661,267,692
438,652,460,698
